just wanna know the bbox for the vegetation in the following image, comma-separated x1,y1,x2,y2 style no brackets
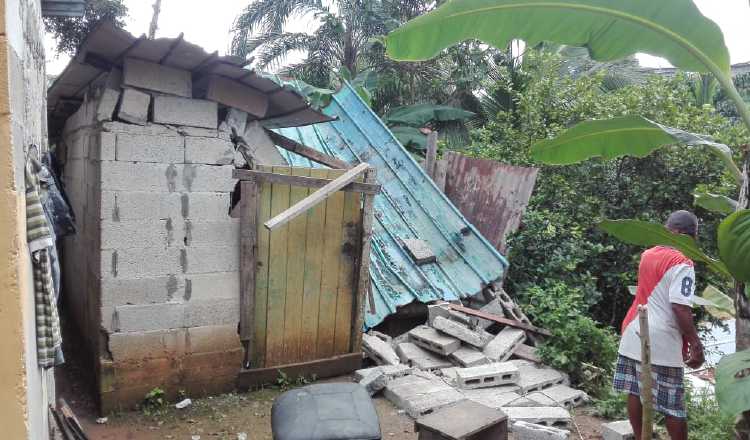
44,0,128,56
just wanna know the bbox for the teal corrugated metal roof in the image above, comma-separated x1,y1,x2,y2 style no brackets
275,84,508,328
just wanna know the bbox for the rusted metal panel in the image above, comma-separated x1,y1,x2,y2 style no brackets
443,152,538,253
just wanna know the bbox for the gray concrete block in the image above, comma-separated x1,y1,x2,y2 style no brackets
367,330,392,344
461,387,526,409
513,362,566,393
185,136,234,165
450,346,490,367
396,342,452,371
502,407,571,430
152,95,218,129
363,333,400,366
527,385,588,409
102,121,176,136
601,421,634,440
108,328,187,362
432,316,491,348
117,88,151,125
181,164,235,192
455,362,520,389
354,364,412,382
114,303,185,332
182,219,239,247
100,275,182,308
484,327,527,362
187,324,241,354
176,126,229,140
116,132,184,163
123,57,192,97
96,88,120,122
224,107,248,135
512,421,570,440
477,298,507,329
183,245,239,274
184,272,239,302
184,297,238,327
100,191,182,221
409,324,461,355
182,192,232,221
427,304,472,327
359,371,388,396
384,372,464,418
101,247,183,279
100,161,178,192
402,238,436,264
241,121,287,165
92,131,116,161
100,219,172,249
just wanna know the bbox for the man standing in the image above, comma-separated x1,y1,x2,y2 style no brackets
614,210,705,440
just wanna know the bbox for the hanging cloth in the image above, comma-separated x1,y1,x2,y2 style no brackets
25,156,63,368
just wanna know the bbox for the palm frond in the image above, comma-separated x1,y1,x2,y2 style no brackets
252,32,315,70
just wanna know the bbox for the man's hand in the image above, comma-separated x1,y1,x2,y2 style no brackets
685,338,705,369
672,303,704,369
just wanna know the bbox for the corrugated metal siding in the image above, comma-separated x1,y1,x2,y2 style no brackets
275,84,508,328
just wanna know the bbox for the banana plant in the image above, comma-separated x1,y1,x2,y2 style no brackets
384,0,750,422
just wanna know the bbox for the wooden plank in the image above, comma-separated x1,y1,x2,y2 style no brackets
351,169,377,351
445,303,552,337
236,353,363,391
282,167,310,363
639,305,654,440
299,168,329,362
239,179,258,368
317,169,347,358
423,131,438,177
253,165,273,367
265,128,351,169
433,159,448,192
265,166,292,367
333,185,361,355
233,169,380,194
264,163,370,231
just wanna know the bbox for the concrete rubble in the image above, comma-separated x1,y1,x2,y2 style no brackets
601,420,635,440
356,296,588,430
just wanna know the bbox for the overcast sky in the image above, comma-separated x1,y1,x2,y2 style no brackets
45,0,750,75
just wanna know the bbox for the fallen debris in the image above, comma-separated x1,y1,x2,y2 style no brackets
512,420,570,439
432,316,491,348
409,325,461,356
414,399,508,439
362,333,400,365
601,420,635,440
484,327,526,362
396,342,453,370
175,398,192,409
455,362,520,390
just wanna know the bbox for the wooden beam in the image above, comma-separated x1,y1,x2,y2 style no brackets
236,353,363,391
424,131,438,177
264,128,351,169
351,169,377,351
264,163,371,231
239,179,258,369
639,305,654,440
445,303,552,337
232,169,380,194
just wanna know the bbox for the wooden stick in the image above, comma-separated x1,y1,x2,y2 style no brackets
239,179,258,369
264,163,370,231
265,128,351,169
352,168,377,350
233,169,380,194
445,303,552,337
639,305,654,440
424,131,438,177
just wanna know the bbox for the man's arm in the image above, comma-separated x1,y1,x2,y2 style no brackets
672,303,704,369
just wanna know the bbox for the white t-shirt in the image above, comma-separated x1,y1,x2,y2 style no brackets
618,246,695,368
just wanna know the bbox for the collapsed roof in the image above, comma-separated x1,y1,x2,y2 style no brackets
47,21,333,139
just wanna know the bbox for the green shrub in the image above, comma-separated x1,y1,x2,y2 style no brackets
685,387,734,440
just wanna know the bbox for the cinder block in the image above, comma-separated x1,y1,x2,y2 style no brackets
527,385,588,409
450,346,489,367
100,275,182,308
402,238,436,264
384,372,464,418
185,136,234,165
363,333,400,366
100,161,178,192
116,132,184,163
427,304,472,327
91,131,116,161
183,245,239,274
100,191,182,221
184,272,239,302
101,247,183,279
513,361,566,393
477,298,506,329
503,407,572,430
152,95,218,129
455,362,520,389
203,74,269,117
96,88,120,122
123,57,192,97
184,297,238,327
181,164,234,192
103,121,176,136
359,370,388,396
512,421,570,440
108,328,187,362
601,421,634,440
484,327,527,361
396,342,452,371
100,219,172,249
513,344,542,363
182,219,239,246
117,88,151,125
367,330,392,344
224,107,248,135
114,303,185,332
354,364,412,382
461,387,526,409
432,316,491,348
182,192,232,221
409,325,461,356
187,324,241,354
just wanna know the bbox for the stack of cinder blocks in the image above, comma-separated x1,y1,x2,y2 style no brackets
356,302,590,439
59,57,276,411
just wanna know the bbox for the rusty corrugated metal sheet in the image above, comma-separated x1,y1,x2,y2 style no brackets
443,151,538,253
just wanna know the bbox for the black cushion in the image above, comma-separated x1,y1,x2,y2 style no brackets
272,383,381,440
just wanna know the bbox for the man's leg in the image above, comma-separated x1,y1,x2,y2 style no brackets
627,393,643,440
665,416,687,440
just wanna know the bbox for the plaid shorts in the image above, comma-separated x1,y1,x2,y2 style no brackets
613,355,686,419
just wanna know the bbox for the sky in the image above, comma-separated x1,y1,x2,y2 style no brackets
45,0,750,75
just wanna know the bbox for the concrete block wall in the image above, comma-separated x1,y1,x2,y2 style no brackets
60,66,248,412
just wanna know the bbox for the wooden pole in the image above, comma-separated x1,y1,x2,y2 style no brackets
424,131,438,178
639,305,654,440
148,0,162,39
239,179,258,369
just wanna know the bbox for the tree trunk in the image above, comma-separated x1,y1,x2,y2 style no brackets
148,0,162,40
737,152,749,351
